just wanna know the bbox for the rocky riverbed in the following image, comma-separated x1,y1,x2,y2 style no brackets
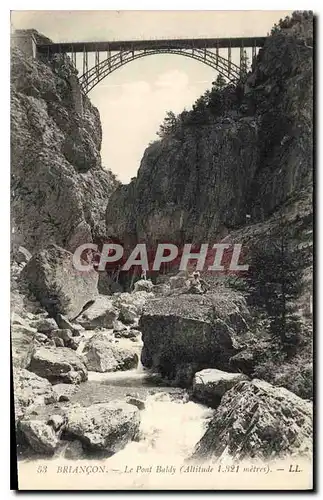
11,251,312,464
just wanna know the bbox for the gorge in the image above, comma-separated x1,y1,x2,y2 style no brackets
11,11,313,483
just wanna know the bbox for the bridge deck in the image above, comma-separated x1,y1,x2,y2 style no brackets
36,36,267,54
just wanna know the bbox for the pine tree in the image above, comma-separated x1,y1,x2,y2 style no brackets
157,111,178,138
246,235,303,352
240,50,250,78
211,73,227,91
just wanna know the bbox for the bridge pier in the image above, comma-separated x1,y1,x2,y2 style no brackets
11,30,37,58
69,75,84,117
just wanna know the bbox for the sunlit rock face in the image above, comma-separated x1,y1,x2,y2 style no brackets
11,35,119,253
192,379,313,461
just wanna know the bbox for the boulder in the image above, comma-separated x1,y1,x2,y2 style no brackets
13,368,57,422
112,291,153,325
192,379,313,461
20,244,99,320
53,336,65,348
55,313,84,336
11,312,35,329
169,273,188,290
229,341,272,375
133,279,154,293
52,383,79,402
50,328,73,347
47,414,65,431
35,332,48,343
114,329,140,340
76,296,118,329
28,346,88,384
113,320,128,333
152,283,171,295
33,317,58,334
192,368,249,408
126,397,145,410
19,420,58,455
62,439,86,460
68,337,82,351
83,333,139,372
140,290,250,382
65,402,140,452
11,324,37,369
14,245,32,265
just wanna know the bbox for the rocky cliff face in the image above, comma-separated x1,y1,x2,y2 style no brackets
106,14,313,247
11,34,119,253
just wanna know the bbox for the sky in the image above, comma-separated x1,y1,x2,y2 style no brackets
11,10,292,183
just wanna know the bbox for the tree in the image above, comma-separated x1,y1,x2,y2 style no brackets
157,111,178,138
211,73,227,91
246,235,303,353
240,50,250,78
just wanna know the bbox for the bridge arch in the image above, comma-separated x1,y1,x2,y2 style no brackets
79,47,242,94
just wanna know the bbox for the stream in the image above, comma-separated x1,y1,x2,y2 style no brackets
19,339,215,489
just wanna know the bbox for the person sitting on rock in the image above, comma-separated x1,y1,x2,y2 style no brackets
186,271,210,294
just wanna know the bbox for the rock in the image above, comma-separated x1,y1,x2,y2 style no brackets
13,368,57,422
55,313,84,336
169,273,188,290
173,362,199,388
11,324,37,369
126,397,145,410
11,312,36,329
47,414,65,431
114,328,140,339
35,332,48,343
50,329,73,348
77,296,118,329
112,291,153,325
65,402,140,452
28,346,88,384
33,317,58,334
68,337,82,351
98,272,123,295
20,244,99,320
133,279,154,293
153,283,171,295
19,420,58,455
192,379,313,461
229,341,271,375
83,332,138,372
11,47,119,254
140,291,250,382
52,383,79,402
128,329,141,337
192,368,249,408
53,337,65,348
63,440,86,460
26,312,36,321
119,307,138,325
14,245,32,265
113,320,128,333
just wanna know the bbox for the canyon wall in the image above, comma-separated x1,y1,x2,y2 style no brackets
106,13,313,249
11,31,119,253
